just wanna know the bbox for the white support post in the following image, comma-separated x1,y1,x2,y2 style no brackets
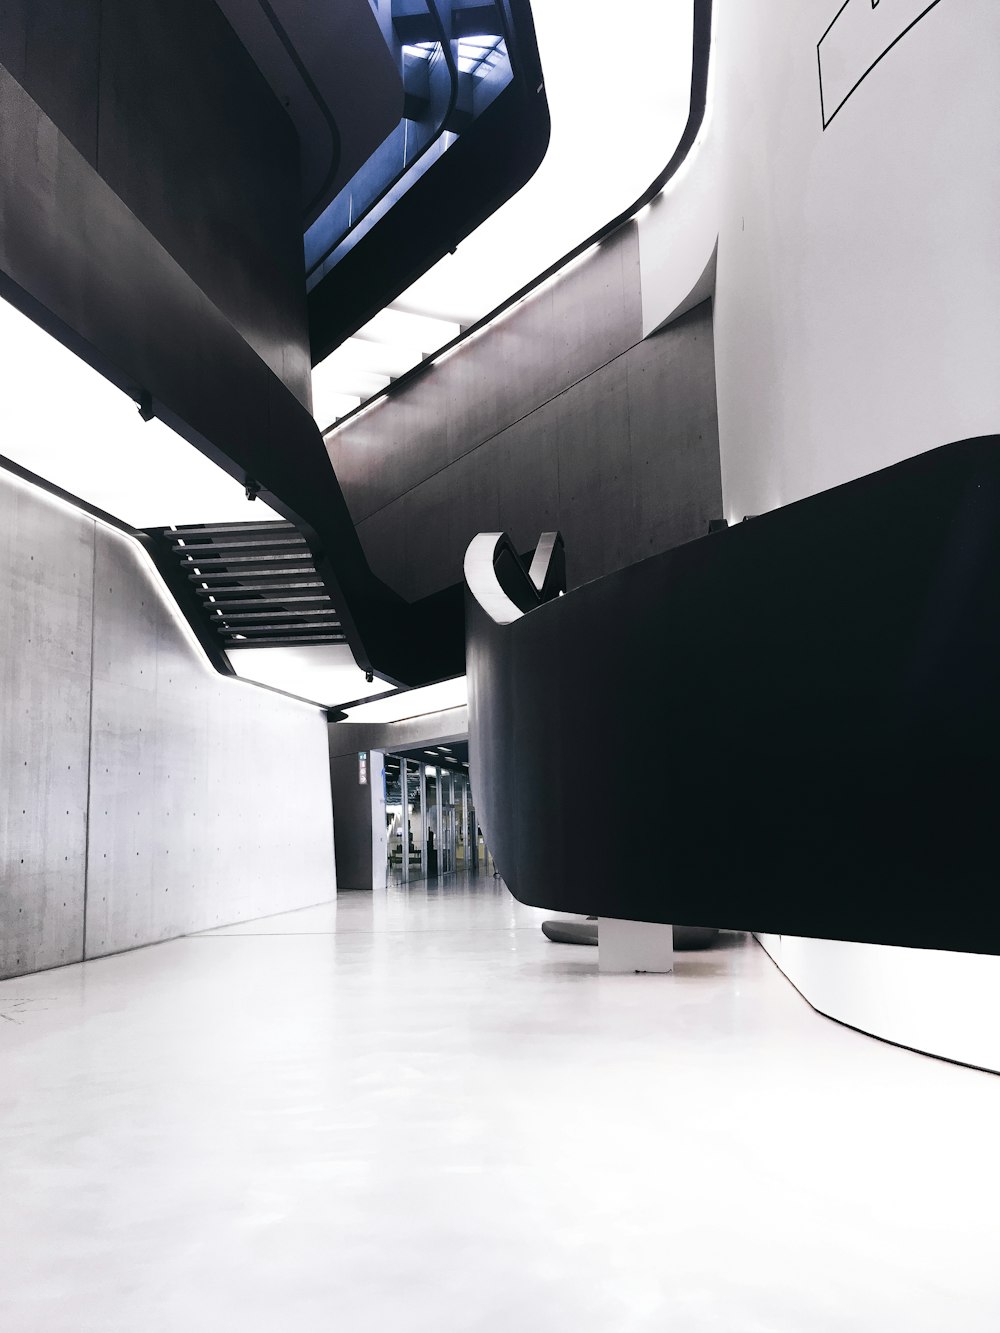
598,919,674,974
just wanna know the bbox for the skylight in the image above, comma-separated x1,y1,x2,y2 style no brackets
402,35,506,76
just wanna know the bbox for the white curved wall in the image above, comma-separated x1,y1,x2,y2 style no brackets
757,935,1000,1074
638,0,1000,1068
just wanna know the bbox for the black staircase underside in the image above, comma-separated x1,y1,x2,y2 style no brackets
155,521,346,650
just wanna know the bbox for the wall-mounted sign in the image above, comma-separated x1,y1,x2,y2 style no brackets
358,751,368,785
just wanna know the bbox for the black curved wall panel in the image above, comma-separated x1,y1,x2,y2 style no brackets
468,437,1000,955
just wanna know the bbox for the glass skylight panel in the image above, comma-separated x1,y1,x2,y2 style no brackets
402,36,502,73
311,306,464,427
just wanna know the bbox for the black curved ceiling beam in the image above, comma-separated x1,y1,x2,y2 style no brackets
467,436,1000,955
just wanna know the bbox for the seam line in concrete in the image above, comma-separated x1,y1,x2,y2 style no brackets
81,521,98,962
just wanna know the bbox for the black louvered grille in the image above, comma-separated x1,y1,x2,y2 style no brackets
154,521,346,649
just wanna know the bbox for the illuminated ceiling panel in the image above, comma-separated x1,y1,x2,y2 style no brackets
338,676,468,723
227,643,394,707
0,294,280,529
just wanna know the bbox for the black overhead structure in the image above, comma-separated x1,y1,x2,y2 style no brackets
307,0,551,363
0,0,552,691
466,437,1000,958
0,0,707,691
150,521,346,653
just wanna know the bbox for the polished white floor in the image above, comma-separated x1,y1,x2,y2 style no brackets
1,875,998,1331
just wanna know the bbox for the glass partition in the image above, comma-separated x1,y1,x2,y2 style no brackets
384,750,486,884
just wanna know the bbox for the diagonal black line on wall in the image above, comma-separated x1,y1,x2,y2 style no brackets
818,0,945,130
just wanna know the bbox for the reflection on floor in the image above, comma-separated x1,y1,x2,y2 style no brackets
1,873,998,1331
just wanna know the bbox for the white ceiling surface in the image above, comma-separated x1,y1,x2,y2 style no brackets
227,651,469,717
0,295,279,528
214,0,404,218
313,0,695,425
0,290,456,713
227,643,392,706
228,645,469,717
339,676,468,723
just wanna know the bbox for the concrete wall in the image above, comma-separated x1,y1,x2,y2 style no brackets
0,469,336,979
327,226,723,599
329,708,469,762
639,0,1000,520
